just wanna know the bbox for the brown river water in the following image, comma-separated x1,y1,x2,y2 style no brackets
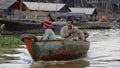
0,29,120,68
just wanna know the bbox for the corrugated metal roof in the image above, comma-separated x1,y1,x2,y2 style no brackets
56,12,87,17
24,2,66,11
70,8,95,15
0,0,17,9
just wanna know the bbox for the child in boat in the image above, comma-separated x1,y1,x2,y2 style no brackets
41,18,56,40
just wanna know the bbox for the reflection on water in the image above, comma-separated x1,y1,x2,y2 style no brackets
87,29,120,68
0,29,120,68
0,48,90,68
30,59,89,68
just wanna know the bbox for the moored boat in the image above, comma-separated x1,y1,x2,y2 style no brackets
0,19,43,31
20,34,90,61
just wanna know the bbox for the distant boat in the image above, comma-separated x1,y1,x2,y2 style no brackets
52,12,112,32
20,34,90,61
0,19,43,32
0,17,112,35
0,1,70,34
0,0,43,33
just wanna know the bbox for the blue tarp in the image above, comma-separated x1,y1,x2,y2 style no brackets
56,13,88,22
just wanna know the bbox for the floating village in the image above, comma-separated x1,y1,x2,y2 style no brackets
0,0,120,34
0,0,120,68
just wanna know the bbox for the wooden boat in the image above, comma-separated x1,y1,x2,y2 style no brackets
0,19,43,31
20,34,90,61
52,20,112,32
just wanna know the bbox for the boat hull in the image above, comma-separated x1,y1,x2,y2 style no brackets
0,20,43,31
53,21,111,31
1,19,111,35
40,50,88,61
21,35,90,61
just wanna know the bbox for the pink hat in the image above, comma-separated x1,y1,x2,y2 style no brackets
42,18,54,28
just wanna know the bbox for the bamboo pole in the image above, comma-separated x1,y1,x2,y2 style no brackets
20,0,23,19
55,0,59,21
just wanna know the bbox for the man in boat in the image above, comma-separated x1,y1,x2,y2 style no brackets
41,18,56,40
60,19,86,40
